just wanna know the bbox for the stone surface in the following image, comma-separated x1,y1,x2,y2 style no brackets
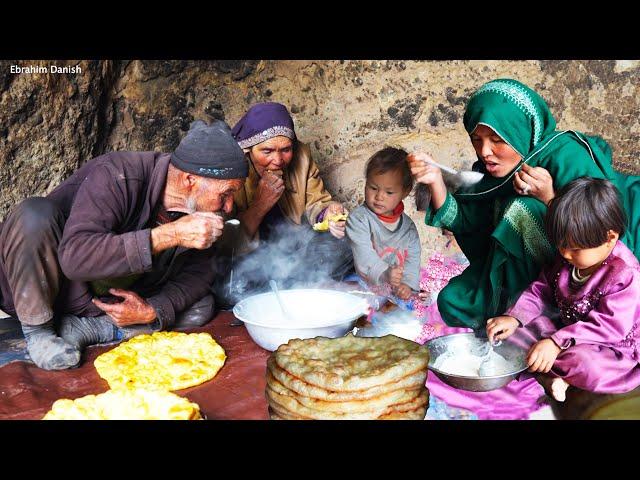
2,60,640,261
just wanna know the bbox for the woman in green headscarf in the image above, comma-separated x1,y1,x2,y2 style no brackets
409,78,640,330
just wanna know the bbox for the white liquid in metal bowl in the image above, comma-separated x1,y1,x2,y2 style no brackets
433,349,513,377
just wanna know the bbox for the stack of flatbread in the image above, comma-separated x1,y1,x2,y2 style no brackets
266,334,430,420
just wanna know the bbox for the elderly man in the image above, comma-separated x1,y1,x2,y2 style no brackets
0,120,247,370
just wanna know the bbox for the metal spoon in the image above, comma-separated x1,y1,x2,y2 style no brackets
478,339,502,376
224,219,240,289
423,158,485,188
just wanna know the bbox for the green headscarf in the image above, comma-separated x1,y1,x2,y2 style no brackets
454,78,616,199
463,78,558,157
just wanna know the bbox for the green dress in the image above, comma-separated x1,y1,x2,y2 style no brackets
426,78,640,329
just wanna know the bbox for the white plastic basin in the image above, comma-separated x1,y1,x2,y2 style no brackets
232,288,370,351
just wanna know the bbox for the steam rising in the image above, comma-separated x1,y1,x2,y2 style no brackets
227,222,352,302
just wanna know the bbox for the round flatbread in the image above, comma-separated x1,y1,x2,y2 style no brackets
94,331,226,391
267,356,427,401
266,385,429,420
43,388,202,420
269,396,429,420
274,335,429,392
267,371,422,413
378,407,428,420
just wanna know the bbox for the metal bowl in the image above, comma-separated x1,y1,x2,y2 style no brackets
232,288,370,351
424,333,528,392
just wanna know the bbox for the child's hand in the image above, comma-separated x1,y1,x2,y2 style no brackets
408,153,445,187
486,316,519,343
386,266,403,287
526,339,561,373
395,283,412,300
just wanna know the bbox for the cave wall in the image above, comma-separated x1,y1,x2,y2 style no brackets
2,59,640,261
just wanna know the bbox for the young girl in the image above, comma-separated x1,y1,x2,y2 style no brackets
487,177,640,401
346,147,421,301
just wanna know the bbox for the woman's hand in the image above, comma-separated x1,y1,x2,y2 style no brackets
408,152,447,209
255,170,285,211
486,315,520,343
325,202,346,239
526,338,561,373
513,163,555,205
408,152,444,186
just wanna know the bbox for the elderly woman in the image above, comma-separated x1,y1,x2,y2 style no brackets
410,78,640,330
214,102,353,303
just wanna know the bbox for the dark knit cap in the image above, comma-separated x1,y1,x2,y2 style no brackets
171,120,248,179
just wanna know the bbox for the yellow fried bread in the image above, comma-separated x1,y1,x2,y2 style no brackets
266,385,429,420
42,388,202,420
274,335,429,392
312,213,348,232
267,356,427,401
94,331,226,391
267,372,422,413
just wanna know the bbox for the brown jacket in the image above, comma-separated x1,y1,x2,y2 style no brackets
47,152,218,329
232,141,333,247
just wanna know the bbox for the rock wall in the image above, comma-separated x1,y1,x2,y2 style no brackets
2,59,640,261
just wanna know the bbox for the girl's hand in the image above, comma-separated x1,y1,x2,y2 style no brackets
486,315,520,343
526,338,561,373
513,163,555,205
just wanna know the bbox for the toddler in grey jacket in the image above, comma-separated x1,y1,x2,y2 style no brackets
346,147,421,300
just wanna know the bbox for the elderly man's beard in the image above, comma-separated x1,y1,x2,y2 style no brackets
185,194,198,214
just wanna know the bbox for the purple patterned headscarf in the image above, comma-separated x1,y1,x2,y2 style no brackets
231,102,296,149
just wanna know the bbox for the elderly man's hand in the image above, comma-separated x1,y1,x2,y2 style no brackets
92,289,157,327
513,163,555,205
326,202,347,239
255,170,285,212
172,212,225,249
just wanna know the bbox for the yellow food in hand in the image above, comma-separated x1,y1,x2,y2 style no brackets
313,213,348,232
94,331,226,391
42,388,202,420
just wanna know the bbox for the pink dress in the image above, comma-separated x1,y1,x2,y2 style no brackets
507,241,640,394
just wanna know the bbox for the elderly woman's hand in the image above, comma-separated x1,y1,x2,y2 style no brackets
513,163,555,205
326,202,346,239
255,171,285,211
